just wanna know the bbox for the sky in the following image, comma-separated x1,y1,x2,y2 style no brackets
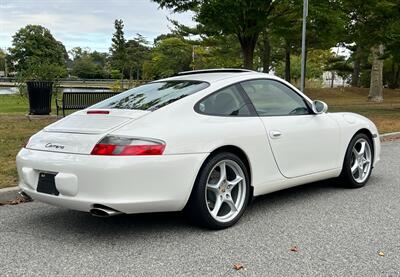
0,0,195,52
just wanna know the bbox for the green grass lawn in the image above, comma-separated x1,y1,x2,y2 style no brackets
0,88,399,188
0,94,58,115
0,116,56,188
305,87,400,134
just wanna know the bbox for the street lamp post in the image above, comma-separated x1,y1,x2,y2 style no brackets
300,0,308,92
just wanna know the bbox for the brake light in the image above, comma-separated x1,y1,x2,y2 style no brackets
87,110,110,114
91,136,165,156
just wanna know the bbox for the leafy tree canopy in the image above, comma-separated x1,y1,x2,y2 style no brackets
110,19,127,72
8,25,67,71
153,0,279,69
143,37,192,79
71,50,109,79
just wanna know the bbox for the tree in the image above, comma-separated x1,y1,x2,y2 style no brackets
269,0,346,83
0,49,6,75
342,0,400,101
192,35,243,69
166,20,243,69
153,0,281,69
325,55,353,88
69,47,89,60
143,37,192,79
90,51,108,68
69,48,109,79
110,19,127,88
126,34,150,81
8,25,67,72
383,54,400,89
275,50,331,85
71,54,108,79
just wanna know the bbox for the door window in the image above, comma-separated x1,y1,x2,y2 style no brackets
196,85,251,116
241,79,310,116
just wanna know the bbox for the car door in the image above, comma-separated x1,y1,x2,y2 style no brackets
240,79,340,178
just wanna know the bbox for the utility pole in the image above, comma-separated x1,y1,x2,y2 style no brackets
300,0,308,92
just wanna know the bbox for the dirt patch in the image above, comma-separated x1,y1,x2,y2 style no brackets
0,196,32,206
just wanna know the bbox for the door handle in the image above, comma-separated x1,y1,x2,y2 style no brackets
270,131,282,138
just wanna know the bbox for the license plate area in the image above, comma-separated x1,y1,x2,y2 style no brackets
37,172,59,196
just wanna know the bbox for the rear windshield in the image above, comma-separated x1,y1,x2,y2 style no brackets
91,80,209,111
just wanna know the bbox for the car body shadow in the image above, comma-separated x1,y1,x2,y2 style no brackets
22,177,366,238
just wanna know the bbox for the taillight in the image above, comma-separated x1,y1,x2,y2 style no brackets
90,136,165,156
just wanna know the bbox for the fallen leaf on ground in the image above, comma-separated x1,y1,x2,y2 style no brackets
378,251,385,257
290,246,299,252
233,263,244,270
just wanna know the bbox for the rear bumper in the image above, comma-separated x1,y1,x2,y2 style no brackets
16,148,207,214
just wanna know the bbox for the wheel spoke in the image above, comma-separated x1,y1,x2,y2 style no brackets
359,141,366,155
206,183,219,195
211,196,223,217
352,148,359,158
227,176,243,190
218,162,227,184
225,195,237,212
357,166,364,179
351,161,359,174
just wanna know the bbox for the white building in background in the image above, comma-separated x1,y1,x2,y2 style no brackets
322,71,350,88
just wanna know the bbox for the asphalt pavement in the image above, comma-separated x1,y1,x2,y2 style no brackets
1,142,399,276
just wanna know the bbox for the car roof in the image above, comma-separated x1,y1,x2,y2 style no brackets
158,69,277,83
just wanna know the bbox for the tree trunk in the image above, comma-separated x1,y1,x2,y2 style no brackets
238,34,258,70
285,42,291,82
352,57,361,87
330,71,335,88
368,45,384,102
389,62,399,89
261,31,271,73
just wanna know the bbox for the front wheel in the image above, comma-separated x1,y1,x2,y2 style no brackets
339,133,374,188
185,152,250,229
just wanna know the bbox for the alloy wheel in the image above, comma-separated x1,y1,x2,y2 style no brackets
205,160,247,223
350,138,372,183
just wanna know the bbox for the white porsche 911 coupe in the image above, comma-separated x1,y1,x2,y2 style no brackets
17,69,380,229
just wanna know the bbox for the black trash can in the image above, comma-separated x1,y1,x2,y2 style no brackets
26,81,53,115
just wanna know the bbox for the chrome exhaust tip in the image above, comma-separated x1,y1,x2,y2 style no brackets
90,205,122,217
18,190,32,201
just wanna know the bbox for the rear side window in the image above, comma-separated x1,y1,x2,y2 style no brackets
92,81,209,111
196,85,251,116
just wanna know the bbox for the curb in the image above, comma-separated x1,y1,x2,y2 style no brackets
380,131,400,142
380,131,400,138
0,186,20,202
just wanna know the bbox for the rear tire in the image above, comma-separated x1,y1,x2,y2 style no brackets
185,152,250,229
338,133,374,188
